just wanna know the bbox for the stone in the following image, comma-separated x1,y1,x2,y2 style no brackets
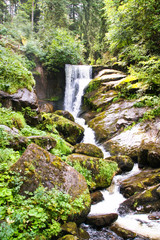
0,125,28,150
10,144,91,222
87,213,118,227
118,184,160,214
110,223,137,239
0,88,38,111
107,155,134,173
40,113,84,145
148,212,160,220
54,110,75,122
67,154,118,190
74,143,104,158
27,136,57,151
39,103,54,113
90,191,104,205
61,222,89,240
120,168,160,198
58,235,78,240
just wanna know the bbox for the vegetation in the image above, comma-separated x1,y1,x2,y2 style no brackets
0,0,160,239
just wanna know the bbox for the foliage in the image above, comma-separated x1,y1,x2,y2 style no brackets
0,107,26,130
67,160,95,188
41,29,84,70
0,44,35,94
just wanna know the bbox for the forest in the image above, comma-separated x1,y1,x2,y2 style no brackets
0,0,160,239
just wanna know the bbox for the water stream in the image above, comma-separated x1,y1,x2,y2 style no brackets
64,64,160,240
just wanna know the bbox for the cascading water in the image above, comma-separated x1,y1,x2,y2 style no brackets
64,64,160,240
64,64,109,157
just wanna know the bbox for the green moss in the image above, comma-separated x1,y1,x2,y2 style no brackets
0,107,26,130
85,78,101,93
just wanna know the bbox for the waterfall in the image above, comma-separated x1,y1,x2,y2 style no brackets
64,64,92,117
64,64,160,239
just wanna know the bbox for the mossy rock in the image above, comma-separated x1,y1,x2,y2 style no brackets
119,184,160,214
54,110,75,122
58,235,78,240
107,155,134,173
61,222,89,239
120,168,160,198
10,144,91,208
27,135,57,151
73,143,104,158
66,154,118,190
39,113,84,145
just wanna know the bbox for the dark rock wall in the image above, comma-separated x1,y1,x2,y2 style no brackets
34,63,65,110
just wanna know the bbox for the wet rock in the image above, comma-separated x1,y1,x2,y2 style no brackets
74,143,104,158
39,103,54,113
91,191,104,205
104,119,160,162
87,213,118,227
118,184,160,214
10,144,91,212
54,110,75,122
27,135,57,151
40,113,84,145
88,101,147,144
148,212,160,220
120,168,160,198
107,155,134,173
58,235,78,240
61,222,89,240
67,154,118,190
110,223,138,239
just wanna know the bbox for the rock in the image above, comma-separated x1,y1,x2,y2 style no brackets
91,191,104,205
0,125,28,150
0,89,40,125
104,119,160,162
54,110,75,122
39,103,54,113
40,113,84,145
73,143,104,158
61,222,89,240
138,143,160,168
106,155,134,173
58,235,78,240
27,136,57,151
0,88,39,111
120,168,160,198
67,154,118,190
87,101,148,144
110,223,138,239
118,184,160,214
10,144,91,222
87,213,118,227
148,212,160,220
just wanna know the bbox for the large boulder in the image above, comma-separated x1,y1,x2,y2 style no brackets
10,144,91,221
119,168,160,198
73,143,104,158
27,135,57,151
118,184,160,214
104,119,160,163
0,88,38,110
40,113,84,145
0,88,40,125
66,154,118,190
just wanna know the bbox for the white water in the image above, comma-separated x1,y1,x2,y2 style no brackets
64,64,160,240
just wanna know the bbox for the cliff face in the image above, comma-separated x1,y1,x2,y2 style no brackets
34,63,65,109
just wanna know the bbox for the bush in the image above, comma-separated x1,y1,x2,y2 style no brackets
0,45,35,94
42,29,84,70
